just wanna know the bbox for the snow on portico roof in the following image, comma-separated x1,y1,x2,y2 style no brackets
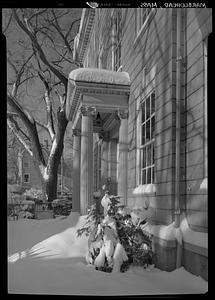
69,68,130,86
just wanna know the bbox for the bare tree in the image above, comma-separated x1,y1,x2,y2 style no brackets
5,8,81,203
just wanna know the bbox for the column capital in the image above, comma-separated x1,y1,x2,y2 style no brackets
118,109,129,119
80,105,97,117
72,128,81,136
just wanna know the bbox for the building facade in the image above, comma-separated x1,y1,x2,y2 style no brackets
66,8,210,280
11,145,72,194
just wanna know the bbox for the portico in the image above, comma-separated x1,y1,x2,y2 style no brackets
66,68,130,214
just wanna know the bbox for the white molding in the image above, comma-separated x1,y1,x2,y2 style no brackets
133,184,156,195
74,9,95,64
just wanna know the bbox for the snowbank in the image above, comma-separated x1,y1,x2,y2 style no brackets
142,213,207,249
143,222,176,241
8,213,208,295
180,215,208,248
8,212,88,262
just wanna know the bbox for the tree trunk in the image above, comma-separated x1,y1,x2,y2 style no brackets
45,164,59,203
44,109,68,206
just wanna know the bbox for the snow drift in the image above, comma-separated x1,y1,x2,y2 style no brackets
8,212,208,295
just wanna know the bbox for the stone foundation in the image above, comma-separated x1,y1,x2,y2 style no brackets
182,246,208,281
151,236,208,281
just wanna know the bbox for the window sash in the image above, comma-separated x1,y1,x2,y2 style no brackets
140,143,155,184
139,91,155,185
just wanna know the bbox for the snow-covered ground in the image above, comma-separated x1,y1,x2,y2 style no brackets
8,213,208,296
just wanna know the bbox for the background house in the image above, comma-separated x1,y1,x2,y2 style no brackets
66,8,210,280
7,138,73,200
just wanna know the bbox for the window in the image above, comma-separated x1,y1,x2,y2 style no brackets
136,8,153,34
139,91,155,184
112,9,122,71
24,173,30,183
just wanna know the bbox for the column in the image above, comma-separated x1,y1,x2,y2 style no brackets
72,128,81,213
80,106,94,214
108,139,118,195
100,132,109,189
117,110,128,205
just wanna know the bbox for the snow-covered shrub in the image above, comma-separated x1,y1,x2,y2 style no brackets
77,194,154,273
23,188,43,200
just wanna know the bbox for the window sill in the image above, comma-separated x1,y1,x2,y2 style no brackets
133,8,157,49
132,184,156,195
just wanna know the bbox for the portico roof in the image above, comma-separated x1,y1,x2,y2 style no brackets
66,68,130,123
69,68,130,86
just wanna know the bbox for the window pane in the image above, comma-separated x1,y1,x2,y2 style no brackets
141,148,146,168
146,145,151,167
141,169,146,184
146,120,150,142
139,91,156,186
141,124,145,145
151,92,155,114
141,102,145,123
146,96,150,119
152,166,155,183
24,174,29,183
152,143,155,164
151,115,155,139
147,168,151,184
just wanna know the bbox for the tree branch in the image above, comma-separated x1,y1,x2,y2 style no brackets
28,8,48,22
12,9,68,90
65,18,81,39
2,12,12,33
7,118,33,157
8,51,35,97
51,9,73,56
54,89,65,106
7,94,46,166
7,113,31,142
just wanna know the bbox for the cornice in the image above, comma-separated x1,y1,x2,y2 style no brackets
67,9,95,122
75,8,95,64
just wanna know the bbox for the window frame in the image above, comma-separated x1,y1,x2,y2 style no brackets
23,173,30,183
139,91,155,185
